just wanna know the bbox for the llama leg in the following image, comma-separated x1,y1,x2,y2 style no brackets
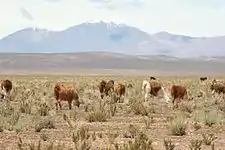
55,101,59,110
144,93,148,102
68,101,72,110
100,93,104,99
58,101,62,110
172,98,176,110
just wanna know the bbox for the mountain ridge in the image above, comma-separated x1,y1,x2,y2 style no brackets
0,21,225,58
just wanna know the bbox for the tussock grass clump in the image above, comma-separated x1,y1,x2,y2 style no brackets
201,133,217,146
179,101,195,114
37,102,50,116
17,137,25,150
130,101,149,116
35,117,56,132
14,116,31,133
218,103,225,113
189,138,203,150
63,113,75,128
91,132,97,141
6,111,21,127
193,110,220,127
72,126,91,142
28,140,42,150
40,133,48,141
19,100,32,114
86,108,108,122
124,124,140,138
86,101,109,122
193,121,201,131
0,101,15,117
17,137,71,150
203,111,219,127
107,131,120,149
72,126,91,150
164,138,175,150
168,114,187,136
217,98,225,113
143,115,154,129
0,102,21,131
122,132,154,150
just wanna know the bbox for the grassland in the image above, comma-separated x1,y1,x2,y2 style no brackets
0,75,225,150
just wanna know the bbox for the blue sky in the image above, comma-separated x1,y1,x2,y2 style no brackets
0,0,225,38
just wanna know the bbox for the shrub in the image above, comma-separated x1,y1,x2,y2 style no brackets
189,139,202,150
164,138,175,150
122,132,154,150
168,115,187,136
86,101,109,122
35,117,56,132
130,101,149,116
201,133,217,146
203,111,219,127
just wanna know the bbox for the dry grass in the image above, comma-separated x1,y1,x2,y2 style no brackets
0,75,225,150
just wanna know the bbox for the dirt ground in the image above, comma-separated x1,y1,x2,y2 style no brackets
0,75,225,150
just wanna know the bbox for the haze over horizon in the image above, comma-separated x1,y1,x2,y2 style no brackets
1,0,225,39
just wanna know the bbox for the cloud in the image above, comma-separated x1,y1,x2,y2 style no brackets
19,7,41,30
20,7,33,21
44,0,61,2
0,0,225,38
89,0,144,10
88,0,111,3
128,0,144,8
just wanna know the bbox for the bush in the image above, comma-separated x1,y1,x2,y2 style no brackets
35,117,56,132
86,101,109,122
203,111,219,127
168,115,187,136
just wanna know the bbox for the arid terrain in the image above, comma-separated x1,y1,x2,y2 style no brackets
0,74,225,150
1,52,225,75
1,1,225,150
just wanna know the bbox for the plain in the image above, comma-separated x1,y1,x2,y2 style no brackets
0,75,225,150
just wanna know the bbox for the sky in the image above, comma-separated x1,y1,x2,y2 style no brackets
0,0,225,38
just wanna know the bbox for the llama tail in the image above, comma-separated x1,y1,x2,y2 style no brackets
161,86,170,103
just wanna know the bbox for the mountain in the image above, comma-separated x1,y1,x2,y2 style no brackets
0,21,225,57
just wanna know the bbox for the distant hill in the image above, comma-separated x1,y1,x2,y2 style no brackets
0,52,225,75
0,21,225,58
